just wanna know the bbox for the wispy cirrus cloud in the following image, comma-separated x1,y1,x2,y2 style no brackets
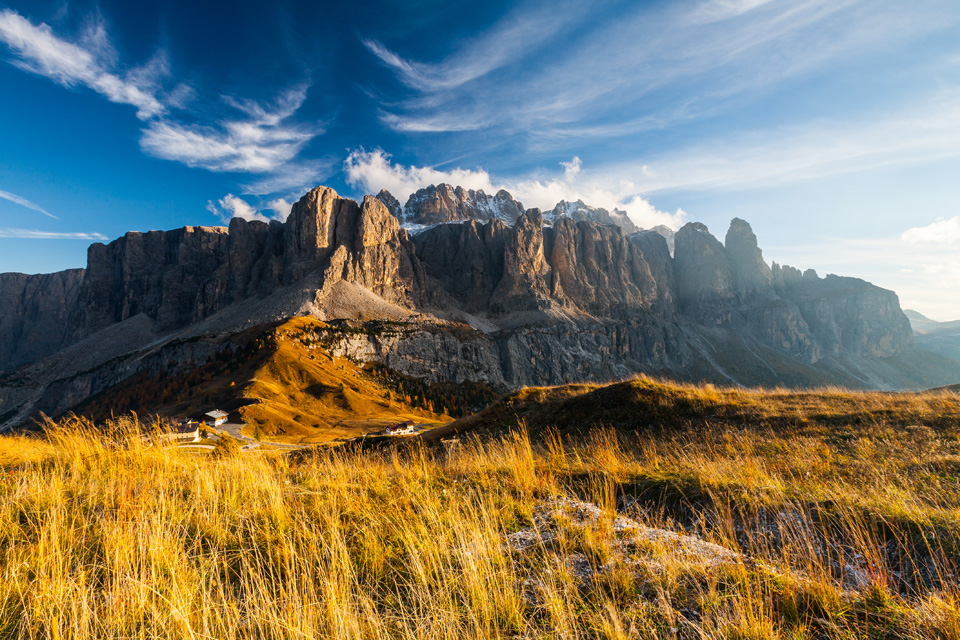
362,2,586,93
140,85,320,174
612,91,960,194
0,10,327,202
687,0,778,24
368,0,960,144
0,227,106,240
344,148,687,229
0,8,168,119
0,188,58,219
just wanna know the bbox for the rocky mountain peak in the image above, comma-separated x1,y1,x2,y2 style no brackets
674,222,735,318
401,183,525,226
0,184,940,431
375,189,403,220
547,199,640,234
648,225,675,253
725,217,772,296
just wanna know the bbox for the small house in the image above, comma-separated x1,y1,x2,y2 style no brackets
205,409,228,427
158,420,200,444
384,420,418,435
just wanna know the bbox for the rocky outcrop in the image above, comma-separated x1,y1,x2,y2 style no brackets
547,200,639,234
0,269,85,370
0,184,945,430
725,218,773,298
78,226,230,335
674,222,736,322
1,187,426,370
375,189,403,220
547,218,660,314
402,184,525,225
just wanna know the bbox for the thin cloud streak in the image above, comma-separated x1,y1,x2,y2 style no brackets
370,0,959,144
362,1,586,93
0,189,58,219
0,227,106,240
0,8,168,119
619,93,960,194
0,9,324,196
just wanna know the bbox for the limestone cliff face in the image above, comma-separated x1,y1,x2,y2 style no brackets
672,219,911,364
329,196,426,306
547,200,640,234
779,273,912,358
79,226,231,335
374,189,403,220
414,218,508,311
0,187,427,373
491,209,554,313
0,269,85,370
402,184,525,225
725,218,773,297
0,183,934,429
674,222,736,322
413,209,671,317
547,218,660,314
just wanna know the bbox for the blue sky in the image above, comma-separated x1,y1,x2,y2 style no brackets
2,0,960,318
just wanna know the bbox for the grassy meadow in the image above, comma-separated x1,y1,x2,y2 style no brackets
2,380,960,638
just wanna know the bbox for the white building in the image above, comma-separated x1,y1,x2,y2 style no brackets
158,421,200,444
205,409,228,427
384,420,419,435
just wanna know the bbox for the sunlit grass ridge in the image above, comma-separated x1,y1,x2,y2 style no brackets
2,381,960,638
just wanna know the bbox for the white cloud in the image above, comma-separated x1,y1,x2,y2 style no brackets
0,188,58,219
140,112,315,174
560,156,581,181
140,82,319,175
265,198,292,222
206,194,269,224
0,10,323,196
0,8,167,119
206,194,295,223
344,149,687,229
613,91,960,194
0,227,106,240
369,0,960,144
902,217,960,245
344,148,496,198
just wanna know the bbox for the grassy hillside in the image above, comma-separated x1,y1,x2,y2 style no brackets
424,375,960,442
71,317,477,443
235,317,451,442
2,404,960,639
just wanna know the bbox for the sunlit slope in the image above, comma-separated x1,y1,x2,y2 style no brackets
70,317,451,443
423,375,960,442
238,317,450,441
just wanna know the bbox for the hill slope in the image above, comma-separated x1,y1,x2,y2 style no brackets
72,317,471,443
422,375,960,443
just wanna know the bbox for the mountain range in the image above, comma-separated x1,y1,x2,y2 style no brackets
1,184,958,430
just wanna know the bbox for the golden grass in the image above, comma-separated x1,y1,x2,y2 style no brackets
2,402,960,638
428,374,960,445
238,318,450,443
